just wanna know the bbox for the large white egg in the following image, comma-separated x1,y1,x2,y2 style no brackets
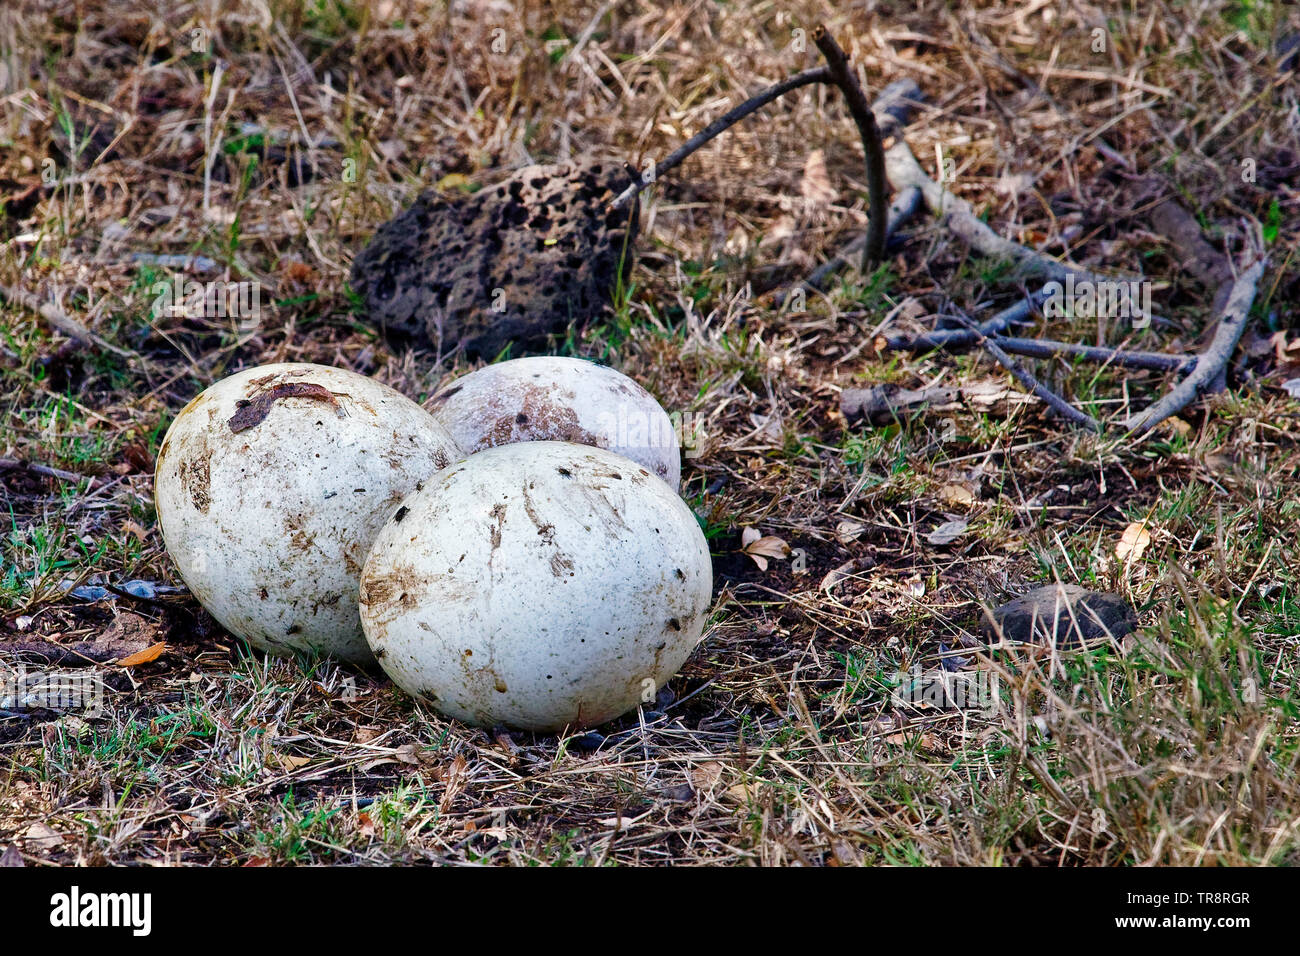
359,441,713,732
155,363,463,666
427,356,682,490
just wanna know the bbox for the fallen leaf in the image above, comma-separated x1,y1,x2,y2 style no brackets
116,641,166,667
938,484,976,507
835,519,865,544
394,743,422,765
820,558,871,592
21,822,63,851
927,518,969,545
0,845,23,867
689,760,725,792
721,782,755,805
800,149,835,207
598,812,649,828
760,214,798,247
435,172,473,193
1116,522,1151,561
272,753,312,772
1282,378,1300,399
1272,332,1300,362
740,527,790,571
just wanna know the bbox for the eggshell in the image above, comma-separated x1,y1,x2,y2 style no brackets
155,363,462,665
359,441,713,731
427,356,682,490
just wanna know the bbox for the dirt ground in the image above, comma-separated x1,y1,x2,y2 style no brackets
1,0,1298,865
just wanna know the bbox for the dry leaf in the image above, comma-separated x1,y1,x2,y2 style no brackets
1271,332,1300,362
740,527,791,571
689,760,725,792
938,484,975,507
722,782,755,805
598,812,649,828
800,149,835,207
116,641,166,667
0,845,23,867
820,558,870,592
1281,378,1300,399
835,519,865,544
927,518,969,545
272,752,312,772
394,743,422,765
1116,522,1151,561
22,823,63,851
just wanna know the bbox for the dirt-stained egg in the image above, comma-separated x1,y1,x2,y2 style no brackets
154,363,463,666
359,441,713,732
427,356,682,490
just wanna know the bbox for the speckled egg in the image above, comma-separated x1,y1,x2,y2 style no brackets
154,363,463,666
427,356,682,490
359,441,713,732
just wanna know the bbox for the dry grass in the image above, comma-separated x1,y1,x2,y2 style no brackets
1,0,1298,865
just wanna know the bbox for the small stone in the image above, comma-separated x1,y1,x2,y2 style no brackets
351,158,638,357
660,783,695,803
569,731,606,752
985,584,1134,647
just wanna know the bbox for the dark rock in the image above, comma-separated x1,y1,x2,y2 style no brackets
350,158,638,358
984,584,1135,647
569,731,606,752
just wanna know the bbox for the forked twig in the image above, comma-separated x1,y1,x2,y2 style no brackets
607,66,832,212
609,25,890,265
949,313,1103,433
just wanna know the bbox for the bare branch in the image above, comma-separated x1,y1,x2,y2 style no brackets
949,314,1103,433
607,66,832,212
812,26,889,267
873,81,1106,287
1124,241,1268,435
988,337,1194,373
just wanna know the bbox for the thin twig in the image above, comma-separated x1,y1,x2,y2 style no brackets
950,314,1103,433
871,291,1192,371
607,66,832,211
609,23,892,270
812,26,889,268
878,287,1052,351
0,282,127,357
874,79,1106,287
0,457,94,484
990,336,1194,372
1124,234,1268,435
